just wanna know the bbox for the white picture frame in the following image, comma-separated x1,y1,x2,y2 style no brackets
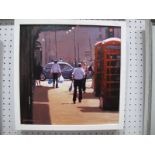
14,19,126,131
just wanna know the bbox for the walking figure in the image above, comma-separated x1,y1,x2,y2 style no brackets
88,63,94,88
72,63,85,103
82,62,88,93
51,60,61,88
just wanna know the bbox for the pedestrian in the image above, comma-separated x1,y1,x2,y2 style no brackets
34,62,43,86
88,63,94,88
72,63,85,103
88,64,94,76
82,62,88,93
51,60,61,88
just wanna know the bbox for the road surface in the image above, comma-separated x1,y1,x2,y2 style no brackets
32,79,119,125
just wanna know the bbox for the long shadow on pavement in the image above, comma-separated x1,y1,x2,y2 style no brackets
77,106,119,113
77,106,104,113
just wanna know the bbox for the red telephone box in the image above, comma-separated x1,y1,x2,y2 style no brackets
94,38,121,110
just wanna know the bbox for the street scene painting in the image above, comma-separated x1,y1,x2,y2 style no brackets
18,21,122,127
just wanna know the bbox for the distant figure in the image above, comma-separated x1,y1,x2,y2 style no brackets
34,62,43,86
88,63,94,88
72,63,85,103
82,62,88,93
51,60,61,88
59,58,63,61
88,64,94,76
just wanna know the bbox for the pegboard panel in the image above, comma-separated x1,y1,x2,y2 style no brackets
0,19,145,135
0,24,20,135
119,20,145,135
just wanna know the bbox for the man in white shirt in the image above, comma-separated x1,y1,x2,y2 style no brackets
72,63,85,103
51,60,61,88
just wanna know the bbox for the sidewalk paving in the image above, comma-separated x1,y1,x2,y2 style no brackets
33,79,119,125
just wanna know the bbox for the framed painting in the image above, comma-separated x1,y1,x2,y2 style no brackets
14,19,126,131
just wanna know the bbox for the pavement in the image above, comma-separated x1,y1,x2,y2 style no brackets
32,79,119,125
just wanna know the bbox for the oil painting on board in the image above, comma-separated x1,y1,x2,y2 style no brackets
14,20,126,130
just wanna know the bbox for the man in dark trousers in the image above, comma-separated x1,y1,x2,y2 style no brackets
72,63,85,103
51,60,61,88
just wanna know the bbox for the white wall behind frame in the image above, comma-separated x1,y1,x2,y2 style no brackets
0,19,145,135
